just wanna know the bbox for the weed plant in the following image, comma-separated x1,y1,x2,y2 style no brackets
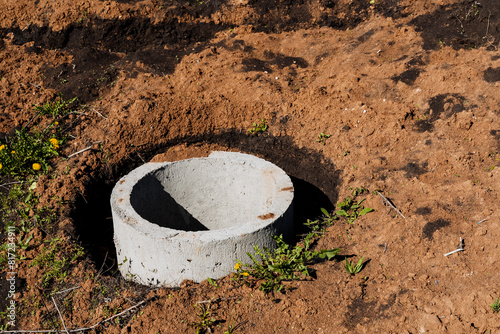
0,182,54,269
304,207,337,236
224,312,238,334
0,128,60,175
189,302,216,334
248,119,268,134
33,94,77,119
492,298,500,312
0,183,84,284
0,95,76,176
234,233,340,293
0,95,120,331
207,277,219,288
0,181,87,331
344,256,365,275
235,188,374,293
30,236,85,288
317,132,331,145
336,187,373,223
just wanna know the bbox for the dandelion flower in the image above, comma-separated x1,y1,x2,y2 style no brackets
11,150,15,154
49,138,59,149
54,121,59,125
0,144,5,151
32,163,41,171
234,263,241,271
242,272,249,277
0,163,2,170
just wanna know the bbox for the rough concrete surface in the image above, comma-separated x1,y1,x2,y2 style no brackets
110,151,294,287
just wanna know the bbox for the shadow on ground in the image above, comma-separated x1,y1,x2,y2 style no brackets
71,129,341,273
409,0,500,50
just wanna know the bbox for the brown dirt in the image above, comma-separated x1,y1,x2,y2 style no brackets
1,0,500,332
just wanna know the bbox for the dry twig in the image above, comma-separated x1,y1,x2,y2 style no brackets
377,191,405,219
444,237,464,257
486,11,491,37
67,141,102,159
1,298,153,333
91,108,107,120
196,296,240,304
67,146,92,159
0,181,23,189
53,286,80,296
51,296,69,334
477,218,488,225
93,252,109,282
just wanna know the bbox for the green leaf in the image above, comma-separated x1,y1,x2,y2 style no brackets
359,207,374,216
335,209,348,216
319,248,341,260
207,277,218,288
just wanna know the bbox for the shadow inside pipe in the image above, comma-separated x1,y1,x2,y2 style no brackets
131,174,208,231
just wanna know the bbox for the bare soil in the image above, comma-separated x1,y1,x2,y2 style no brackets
1,0,500,332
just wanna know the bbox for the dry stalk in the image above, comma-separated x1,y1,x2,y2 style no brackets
67,141,102,159
1,298,154,334
377,191,405,219
51,296,69,334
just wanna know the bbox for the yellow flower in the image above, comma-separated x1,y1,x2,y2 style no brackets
0,163,2,170
32,163,41,171
11,151,15,154
242,272,249,277
54,121,59,125
49,138,59,149
0,144,5,151
234,263,241,271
